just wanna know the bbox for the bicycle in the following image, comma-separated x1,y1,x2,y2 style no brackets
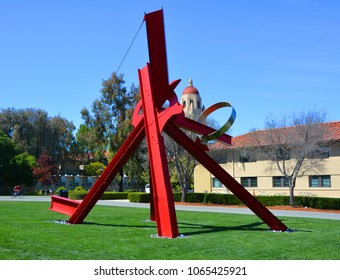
11,191,24,198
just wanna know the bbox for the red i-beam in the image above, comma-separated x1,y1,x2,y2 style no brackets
49,9,288,237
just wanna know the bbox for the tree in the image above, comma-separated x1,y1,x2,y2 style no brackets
0,108,75,167
164,113,219,202
32,150,56,195
0,131,36,190
0,131,17,188
85,162,106,176
250,109,328,206
165,132,197,202
81,72,147,191
12,152,36,186
75,124,100,163
46,116,76,166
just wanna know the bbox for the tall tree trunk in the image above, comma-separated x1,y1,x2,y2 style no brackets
181,184,187,202
289,177,296,207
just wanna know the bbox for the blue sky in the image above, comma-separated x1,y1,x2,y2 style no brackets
1,0,339,136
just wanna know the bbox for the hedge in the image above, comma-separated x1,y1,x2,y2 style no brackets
173,192,206,203
68,191,88,200
294,196,340,210
256,195,290,206
68,191,129,200
126,192,340,210
100,192,128,200
204,193,243,205
128,192,206,204
65,190,340,210
128,192,150,203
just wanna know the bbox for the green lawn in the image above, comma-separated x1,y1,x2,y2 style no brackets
0,201,339,260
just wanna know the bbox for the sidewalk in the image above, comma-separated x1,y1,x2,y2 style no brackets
1,195,340,220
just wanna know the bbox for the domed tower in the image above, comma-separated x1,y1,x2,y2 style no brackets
181,78,203,120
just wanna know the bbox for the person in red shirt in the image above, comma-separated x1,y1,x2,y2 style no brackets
13,185,21,197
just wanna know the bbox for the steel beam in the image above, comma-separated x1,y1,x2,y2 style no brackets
138,64,179,238
50,119,146,224
164,121,288,231
144,9,170,109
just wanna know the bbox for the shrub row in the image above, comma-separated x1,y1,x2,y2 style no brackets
173,192,206,203
128,192,150,203
254,195,340,210
100,192,129,200
126,192,340,210
203,193,243,205
127,192,208,203
127,193,244,205
64,190,340,210
68,191,88,200
68,191,129,200
256,195,290,206
294,196,340,210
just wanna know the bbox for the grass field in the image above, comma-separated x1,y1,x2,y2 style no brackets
0,201,339,260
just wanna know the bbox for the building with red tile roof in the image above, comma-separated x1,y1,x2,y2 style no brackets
194,121,340,198
210,121,340,150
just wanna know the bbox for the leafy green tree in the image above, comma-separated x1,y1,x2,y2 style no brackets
12,152,36,186
85,162,106,176
0,108,76,168
0,131,17,188
47,116,76,165
75,124,101,163
0,131,36,190
81,72,147,191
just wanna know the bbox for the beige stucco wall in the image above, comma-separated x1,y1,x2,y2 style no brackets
194,164,212,193
194,144,340,198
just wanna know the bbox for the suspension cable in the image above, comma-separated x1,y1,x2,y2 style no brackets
116,19,145,74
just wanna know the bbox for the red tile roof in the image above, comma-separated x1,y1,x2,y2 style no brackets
323,121,340,141
209,121,340,150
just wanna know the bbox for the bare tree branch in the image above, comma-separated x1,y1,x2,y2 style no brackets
247,109,328,206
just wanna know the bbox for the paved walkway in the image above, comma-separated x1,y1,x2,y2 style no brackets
1,196,340,220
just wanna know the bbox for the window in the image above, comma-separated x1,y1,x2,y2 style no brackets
241,177,257,187
309,175,331,188
273,176,289,187
212,178,224,188
183,100,186,108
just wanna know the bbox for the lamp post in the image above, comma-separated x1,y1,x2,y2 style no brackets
79,163,86,188
123,174,128,191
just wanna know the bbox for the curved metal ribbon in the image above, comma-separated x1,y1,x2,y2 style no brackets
196,101,236,144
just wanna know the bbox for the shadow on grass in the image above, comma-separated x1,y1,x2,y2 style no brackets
81,220,269,236
81,222,156,229
178,221,267,236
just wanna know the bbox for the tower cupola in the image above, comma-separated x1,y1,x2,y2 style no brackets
181,79,203,120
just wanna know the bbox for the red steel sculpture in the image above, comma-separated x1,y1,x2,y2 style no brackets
50,9,288,237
